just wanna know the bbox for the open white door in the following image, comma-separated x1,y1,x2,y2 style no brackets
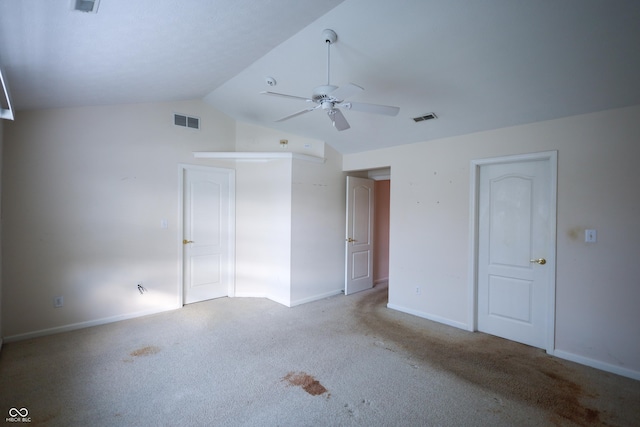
476,153,556,350
181,166,235,304
345,176,374,295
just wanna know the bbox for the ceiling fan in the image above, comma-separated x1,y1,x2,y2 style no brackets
260,29,400,131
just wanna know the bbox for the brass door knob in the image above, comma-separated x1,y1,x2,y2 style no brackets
346,237,356,243
183,239,194,244
530,258,546,265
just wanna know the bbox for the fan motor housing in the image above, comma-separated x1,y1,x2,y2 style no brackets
312,85,338,102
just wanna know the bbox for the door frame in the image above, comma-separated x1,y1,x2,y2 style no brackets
177,164,236,306
468,151,557,353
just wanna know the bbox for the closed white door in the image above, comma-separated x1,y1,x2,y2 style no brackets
345,176,374,295
182,167,234,304
477,156,555,349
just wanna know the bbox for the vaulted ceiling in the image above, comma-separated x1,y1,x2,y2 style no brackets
2,0,639,153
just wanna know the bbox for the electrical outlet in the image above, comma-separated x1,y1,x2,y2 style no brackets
54,296,64,308
415,286,421,295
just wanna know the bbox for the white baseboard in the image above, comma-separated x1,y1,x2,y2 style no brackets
233,291,267,299
387,303,469,331
290,289,344,307
267,294,291,307
234,291,291,307
211,289,344,308
552,349,640,381
3,305,180,343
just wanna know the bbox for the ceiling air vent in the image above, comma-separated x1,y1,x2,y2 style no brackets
71,0,100,13
174,113,200,130
413,113,437,123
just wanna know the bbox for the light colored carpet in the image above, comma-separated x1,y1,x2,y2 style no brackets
1,283,639,426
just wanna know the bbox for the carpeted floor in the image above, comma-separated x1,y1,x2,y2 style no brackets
1,283,639,426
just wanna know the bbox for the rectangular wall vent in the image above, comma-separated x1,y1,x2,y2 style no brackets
71,0,100,13
413,113,437,122
174,113,200,130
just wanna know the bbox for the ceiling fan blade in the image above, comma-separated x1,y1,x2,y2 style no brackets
275,105,319,122
260,91,311,102
329,83,364,101
340,101,400,116
328,108,350,131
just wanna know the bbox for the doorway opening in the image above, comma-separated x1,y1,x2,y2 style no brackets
373,178,390,287
344,168,390,298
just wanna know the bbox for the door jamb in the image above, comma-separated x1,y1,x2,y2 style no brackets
177,163,236,307
468,151,557,353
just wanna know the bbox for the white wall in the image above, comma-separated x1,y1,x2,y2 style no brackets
343,105,640,379
234,158,293,304
235,122,324,157
2,100,236,338
290,143,346,305
2,108,348,339
233,122,346,306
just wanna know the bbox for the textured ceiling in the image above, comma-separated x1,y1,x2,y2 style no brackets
2,0,640,154
0,0,344,109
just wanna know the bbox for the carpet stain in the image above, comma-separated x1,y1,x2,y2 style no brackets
283,371,328,396
130,345,161,357
354,286,610,426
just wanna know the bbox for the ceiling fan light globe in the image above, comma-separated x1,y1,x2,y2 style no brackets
321,101,334,110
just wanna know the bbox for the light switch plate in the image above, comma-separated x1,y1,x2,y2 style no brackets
585,229,597,243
